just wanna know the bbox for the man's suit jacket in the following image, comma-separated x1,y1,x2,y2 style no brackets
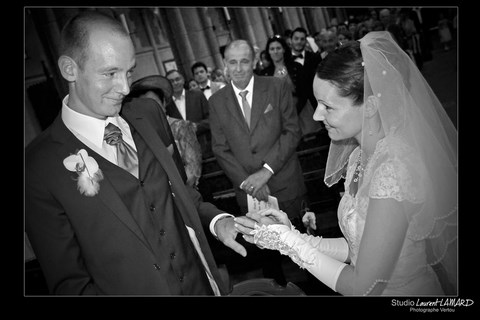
166,89,210,135
208,75,306,208
25,98,227,295
297,50,322,113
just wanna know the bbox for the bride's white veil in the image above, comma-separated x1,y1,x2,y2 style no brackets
323,31,457,294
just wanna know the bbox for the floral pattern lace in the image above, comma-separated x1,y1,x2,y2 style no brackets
251,225,314,269
338,136,442,294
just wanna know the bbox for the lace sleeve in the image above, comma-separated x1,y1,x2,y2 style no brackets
251,224,314,269
251,224,348,291
369,157,425,204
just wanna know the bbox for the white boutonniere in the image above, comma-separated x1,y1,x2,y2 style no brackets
63,149,104,196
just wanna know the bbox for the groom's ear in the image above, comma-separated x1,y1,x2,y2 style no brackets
58,55,78,82
364,95,379,118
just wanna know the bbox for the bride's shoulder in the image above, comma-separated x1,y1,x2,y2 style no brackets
370,137,426,203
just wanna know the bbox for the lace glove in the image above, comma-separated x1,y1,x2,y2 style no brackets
294,232,349,262
252,224,348,292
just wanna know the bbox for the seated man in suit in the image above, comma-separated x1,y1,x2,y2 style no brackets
191,61,225,100
25,10,248,295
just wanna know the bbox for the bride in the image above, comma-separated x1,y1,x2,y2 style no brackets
234,31,457,296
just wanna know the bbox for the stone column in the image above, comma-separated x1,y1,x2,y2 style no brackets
322,8,332,27
140,9,165,75
162,8,196,77
235,7,257,46
197,7,224,70
246,7,269,49
335,8,347,24
28,8,68,98
285,7,301,30
259,7,274,38
296,7,309,33
280,7,293,31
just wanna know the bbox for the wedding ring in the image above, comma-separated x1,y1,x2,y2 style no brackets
249,186,254,190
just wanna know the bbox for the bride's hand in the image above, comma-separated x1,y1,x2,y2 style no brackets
233,212,276,236
257,208,291,227
302,211,317,235
234,209,290,244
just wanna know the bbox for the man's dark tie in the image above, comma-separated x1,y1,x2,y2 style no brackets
104,123,139,178
200,85,210,92
239,90,251,128
293,53,304,59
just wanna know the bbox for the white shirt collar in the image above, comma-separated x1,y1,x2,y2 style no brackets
173,89,186,101
231,76,254,97
200,79,211,89
61,95,130,150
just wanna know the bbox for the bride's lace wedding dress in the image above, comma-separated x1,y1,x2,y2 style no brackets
252,136,446,295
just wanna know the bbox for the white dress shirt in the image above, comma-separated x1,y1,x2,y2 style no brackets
292,49,306,65
61,95,137,167
200,79,214,100
231,76,254,118
172,89,187,120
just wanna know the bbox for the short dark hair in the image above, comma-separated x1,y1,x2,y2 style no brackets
316,41,364,105
59,10,128,70
291,27,308,38
191,61,207,75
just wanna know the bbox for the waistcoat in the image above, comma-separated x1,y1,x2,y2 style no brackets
98,125,213,295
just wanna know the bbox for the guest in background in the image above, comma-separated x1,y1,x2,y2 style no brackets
438,12,452,51
211,68,228,85
257,35,303,111
254,50,271,75
290,27,322,115
337,30,354,45
379,8,406,50
166,69,213,169
318,29,339,59
209,39,308,285
191,61,225,100
398,8,423,69
187,78,199,90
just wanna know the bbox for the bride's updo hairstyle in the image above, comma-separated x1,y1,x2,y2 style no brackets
316,41,365,106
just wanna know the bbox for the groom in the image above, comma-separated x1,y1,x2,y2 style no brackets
25,11,245,295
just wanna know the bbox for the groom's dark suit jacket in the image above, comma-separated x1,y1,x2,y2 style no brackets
25,98,227,295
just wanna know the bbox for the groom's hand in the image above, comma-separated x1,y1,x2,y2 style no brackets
214,216,247,257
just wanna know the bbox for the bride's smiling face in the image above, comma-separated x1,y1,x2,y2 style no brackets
312,76,364,142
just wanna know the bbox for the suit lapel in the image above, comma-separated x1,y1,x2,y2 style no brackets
185,90,193,121
166,100,182,120
224,84,250,132
122,105,196,227
250,76,269,132
50,115,153,252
